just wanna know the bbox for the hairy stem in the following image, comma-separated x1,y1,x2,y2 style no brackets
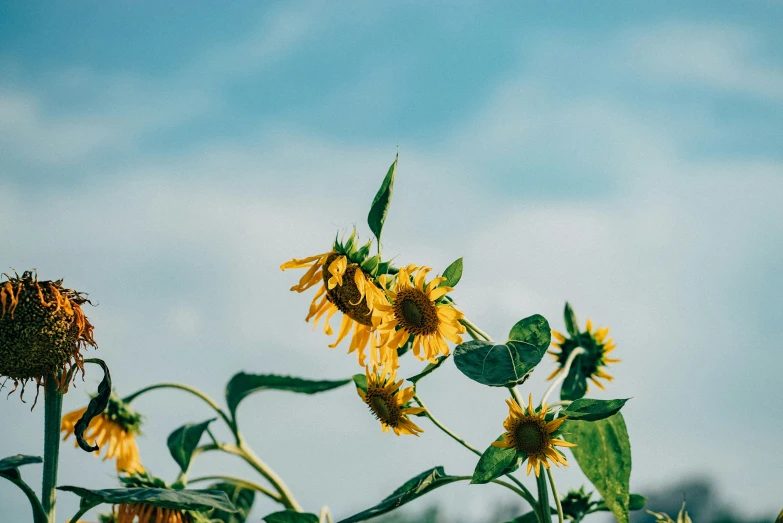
541,347,586,406
42,376,63,523
188,475,281,503
122,383,234,436
546,469,564,523
414,394,537,507
536,469,551,523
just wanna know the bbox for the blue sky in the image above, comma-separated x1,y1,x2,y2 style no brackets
1,2,782,522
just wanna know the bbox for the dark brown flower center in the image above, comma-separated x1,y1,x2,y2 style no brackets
393,288,439,335
513,419,549,455
323,253,373,326
365,387,401,427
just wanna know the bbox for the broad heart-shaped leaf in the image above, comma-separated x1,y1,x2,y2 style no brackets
454,340,543,387
562,398,630,422
471,436,524,484
561,362,588,401
167,419,215,473
225,373,351,420
563,302,580,339
508,314,551,352
337,467,461,523
57,486,236,513
75,358,112,452
206,483,255,523
367,154,397,242
593,493,646,512
564,413,632,523
441,257,463,288
263,510,319,523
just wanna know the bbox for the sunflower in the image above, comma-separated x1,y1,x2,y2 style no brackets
372,265,465,363
281,233,396,369
0,270,96,399
113,504,193,523
548,318,620,390
492,393,575,477
61,392,144,474
356,366,426,436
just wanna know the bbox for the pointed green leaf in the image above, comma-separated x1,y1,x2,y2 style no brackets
441,258,463,288
564,413,632,523
75,358,112,452
263,511,319,523
225,373,351,420
337,467,461,523
454,340,543,387
564,302,580,339
207,482,255,523
167,419,216,473
508,314,551,352
562,398,629,422
352,373,368,392
367,155,397,243
58,486,236,513
471,436,523,484
0,455,42,477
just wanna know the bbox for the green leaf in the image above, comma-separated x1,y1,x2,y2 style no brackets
592,493,646,512
471,436,523,484
225,373,351,420
57,486,237,513
207,483,255,523
454,340,543,387
564,413,632,523
0,455,42,479
508,314,551,352
352,373,368,392
561,362,588,401
167,419,215,473
75,358,112,452
562,398,630,422
407,355,449,384
441,258,463,288
367,154,397,243
337,467,461,523
263,510,319,523
563,302,580,339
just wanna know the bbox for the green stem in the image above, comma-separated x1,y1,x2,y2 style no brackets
536,469,551,523
65,501,101,523
541,347,586,406
460,318,493,342
122,383,234,436
508,385,526,409
413,394,537,508
188,475,281,503
546,469,564,523
1,475,47,523
42,376,63,523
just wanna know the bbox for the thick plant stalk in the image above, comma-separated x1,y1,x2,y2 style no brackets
42,376,63,523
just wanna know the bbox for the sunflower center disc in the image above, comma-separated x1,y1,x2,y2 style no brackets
515,421,546,454
369,395,397,425
401,299,424,328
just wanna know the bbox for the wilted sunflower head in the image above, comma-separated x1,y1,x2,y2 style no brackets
281,230,397,368
61,392,144,474
356,366,426,436
0,270,96,396
111,473,204,523
549,318,620,391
